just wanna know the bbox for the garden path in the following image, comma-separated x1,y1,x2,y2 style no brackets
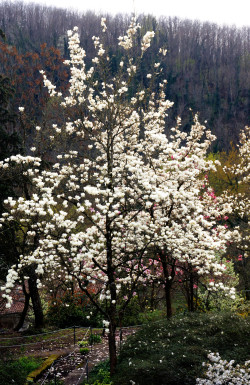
36,328,135,384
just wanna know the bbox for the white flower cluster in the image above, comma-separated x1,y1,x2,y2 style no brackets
40,70,56,96
118,17,141,50
141,31,155,53
196,353,250,385
101,17,107,32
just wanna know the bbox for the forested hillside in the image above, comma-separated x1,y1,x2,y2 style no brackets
0,1,249,151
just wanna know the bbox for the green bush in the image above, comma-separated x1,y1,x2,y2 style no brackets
138,309,165,324
113,312,250,385
80,347,90,355
0,356,43,385
119,295,165,326
89,333,102,344
82,360,112,384
119,296,142,326
45,292,103,328
78,340,89,347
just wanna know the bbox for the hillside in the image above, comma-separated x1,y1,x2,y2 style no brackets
0,1,249,150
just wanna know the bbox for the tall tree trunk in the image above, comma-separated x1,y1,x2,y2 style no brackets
150,281,155,310
28,272,44,328
108,321,117,376
189,268,194,312
14,281,30,331
164,282,172,318
160,251,173,318
106,207,118,375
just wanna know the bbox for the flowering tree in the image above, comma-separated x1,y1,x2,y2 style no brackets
216,126,250,298
137,116,239,316
0,18,238,372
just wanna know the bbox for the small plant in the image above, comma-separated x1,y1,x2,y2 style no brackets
80,347,90,355
92,369,113,384
89,333,102,345
83,361,112,384
78,340,89,347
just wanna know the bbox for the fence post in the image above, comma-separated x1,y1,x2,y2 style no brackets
90,327,93,351
86,358,89,381
74,325,76,346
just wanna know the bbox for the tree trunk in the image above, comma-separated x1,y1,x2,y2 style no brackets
28,272,44,328
150,281,155,310
14,281,30,331
105,202,118,375
189,270,194,312
164,282,172,318
159,251,173,318
108,322,117,376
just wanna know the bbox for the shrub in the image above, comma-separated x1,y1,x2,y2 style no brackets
0,356,43,385
138,309,165,325
118,294,166,326
113,312,250,385
80,347,90,355
78,340,89,347
82,360,112,384
45,292,103,328
89,333,102,345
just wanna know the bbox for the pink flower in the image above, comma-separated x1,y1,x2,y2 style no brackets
193,284,198,289
238,255,243,261
224,216,229,220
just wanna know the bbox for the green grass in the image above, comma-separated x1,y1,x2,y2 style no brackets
113,312,250,385
0,356,43,385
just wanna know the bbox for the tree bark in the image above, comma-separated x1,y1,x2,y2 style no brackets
28,272,44,328
164,282,172,318
108,322,117,376
188,268,194,312
106,208,118,375
159,251,173,318
14,281,30,331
